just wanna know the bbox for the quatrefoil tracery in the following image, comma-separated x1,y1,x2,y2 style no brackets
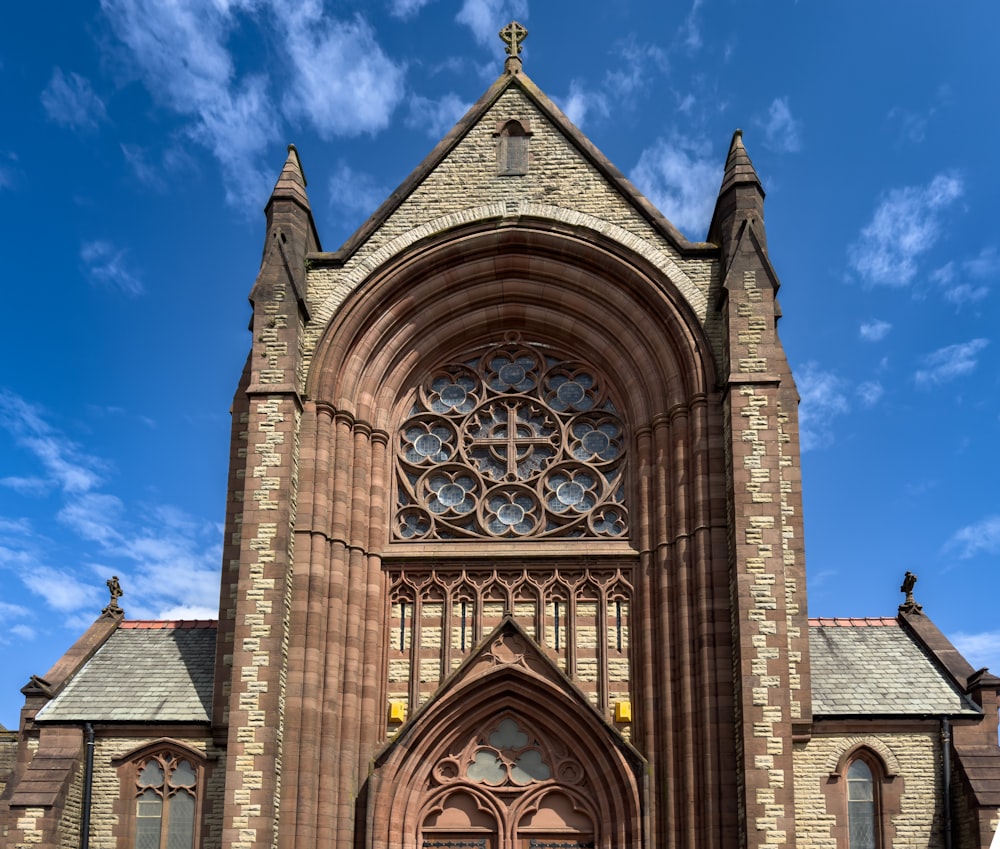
395,338,628,541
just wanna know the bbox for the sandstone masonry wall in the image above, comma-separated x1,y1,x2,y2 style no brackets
86,735,225,849
794,732,943,849
304,85,720,384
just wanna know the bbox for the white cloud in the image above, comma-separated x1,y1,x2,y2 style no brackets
944,515,1000,559
0,390,221,622
21,566,103,613
80,240,144,296
945,283,990,307
0,152,20,191
328,162,390,228
0,600,31,622
604,40,669,101
389,0,435,18
887,88,949,145
0,476,51,496
760,97,802,153
630,134,720,237
914,338,989,386
961,245,999,279
456,0,528,48
677,0,703,52
888,108,929,144
106,510,221,620
859,319,892,342
557,81,609,130
796,362,850,451
58,493,126,546
278,9,405,139
40,69,108,131
950,629,1000,675
405,93,471,138
849,172,963,287
0,392,105,493
855,381,883,407
935,246,997,306
100,0,406,208
121,143,196,191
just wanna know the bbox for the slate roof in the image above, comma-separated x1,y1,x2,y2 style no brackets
29,617,979,723
35,621,216,723
809,618,980,717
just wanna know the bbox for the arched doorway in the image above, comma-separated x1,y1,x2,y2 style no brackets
369,621,644,849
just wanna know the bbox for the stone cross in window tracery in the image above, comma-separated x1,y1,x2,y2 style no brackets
393,335,628,541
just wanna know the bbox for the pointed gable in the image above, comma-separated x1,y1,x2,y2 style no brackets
304,61,720,359
370,617,645,849
391,616,631,742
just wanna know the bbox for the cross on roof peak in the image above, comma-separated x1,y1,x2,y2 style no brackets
499,21,528,58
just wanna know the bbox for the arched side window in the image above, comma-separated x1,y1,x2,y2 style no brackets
846,758,877,849
114,741,207,849
822,744,902,849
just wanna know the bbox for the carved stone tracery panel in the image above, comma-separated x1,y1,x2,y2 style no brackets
422,715,596,849
386,564,632,725
394,335,628,541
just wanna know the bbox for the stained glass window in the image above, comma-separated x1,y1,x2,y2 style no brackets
131,751,200,849
395,336,627,541
847,759,877,849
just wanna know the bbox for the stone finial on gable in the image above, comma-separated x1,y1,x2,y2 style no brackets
102,575,124,617
899,570,923,613
500,21,527,73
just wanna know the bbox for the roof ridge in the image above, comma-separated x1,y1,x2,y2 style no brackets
120,619,218,629
809,616,898,627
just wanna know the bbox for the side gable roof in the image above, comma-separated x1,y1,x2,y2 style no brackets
316,65,714,266
809,618,980,717
35,621,216,723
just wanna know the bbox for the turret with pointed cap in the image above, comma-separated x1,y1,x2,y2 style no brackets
261,143,320,265
708,129,767,259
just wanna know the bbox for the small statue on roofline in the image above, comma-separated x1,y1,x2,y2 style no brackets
898,570,922,613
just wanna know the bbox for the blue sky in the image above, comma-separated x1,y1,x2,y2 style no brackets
1,0,997,728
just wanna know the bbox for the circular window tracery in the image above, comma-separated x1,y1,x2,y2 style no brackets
395,336,628,541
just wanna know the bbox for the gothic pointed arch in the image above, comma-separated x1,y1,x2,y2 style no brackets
284,216,737,849
369,618,645,849
306,218,717,430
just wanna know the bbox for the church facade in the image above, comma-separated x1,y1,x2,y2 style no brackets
2,28,999,849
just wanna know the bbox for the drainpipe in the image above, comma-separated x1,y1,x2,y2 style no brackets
941,717,952,849
81,722,95,849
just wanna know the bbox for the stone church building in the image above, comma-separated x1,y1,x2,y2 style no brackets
2,26,999,849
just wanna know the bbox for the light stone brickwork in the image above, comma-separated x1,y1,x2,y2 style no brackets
57,758,83,849
794,732,943,849
725,263,800,848
13,807,46,846
303,84,718,382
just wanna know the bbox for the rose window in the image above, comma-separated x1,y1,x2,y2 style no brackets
395,336,628,540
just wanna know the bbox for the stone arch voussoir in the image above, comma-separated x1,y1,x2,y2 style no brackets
825,735,902,778
370,664,643,849
307,219,716,433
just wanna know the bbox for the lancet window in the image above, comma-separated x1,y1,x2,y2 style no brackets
394,335,628,542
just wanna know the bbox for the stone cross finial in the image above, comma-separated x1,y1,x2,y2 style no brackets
103,575,124,615
499,21,528,57
898,571,922,613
